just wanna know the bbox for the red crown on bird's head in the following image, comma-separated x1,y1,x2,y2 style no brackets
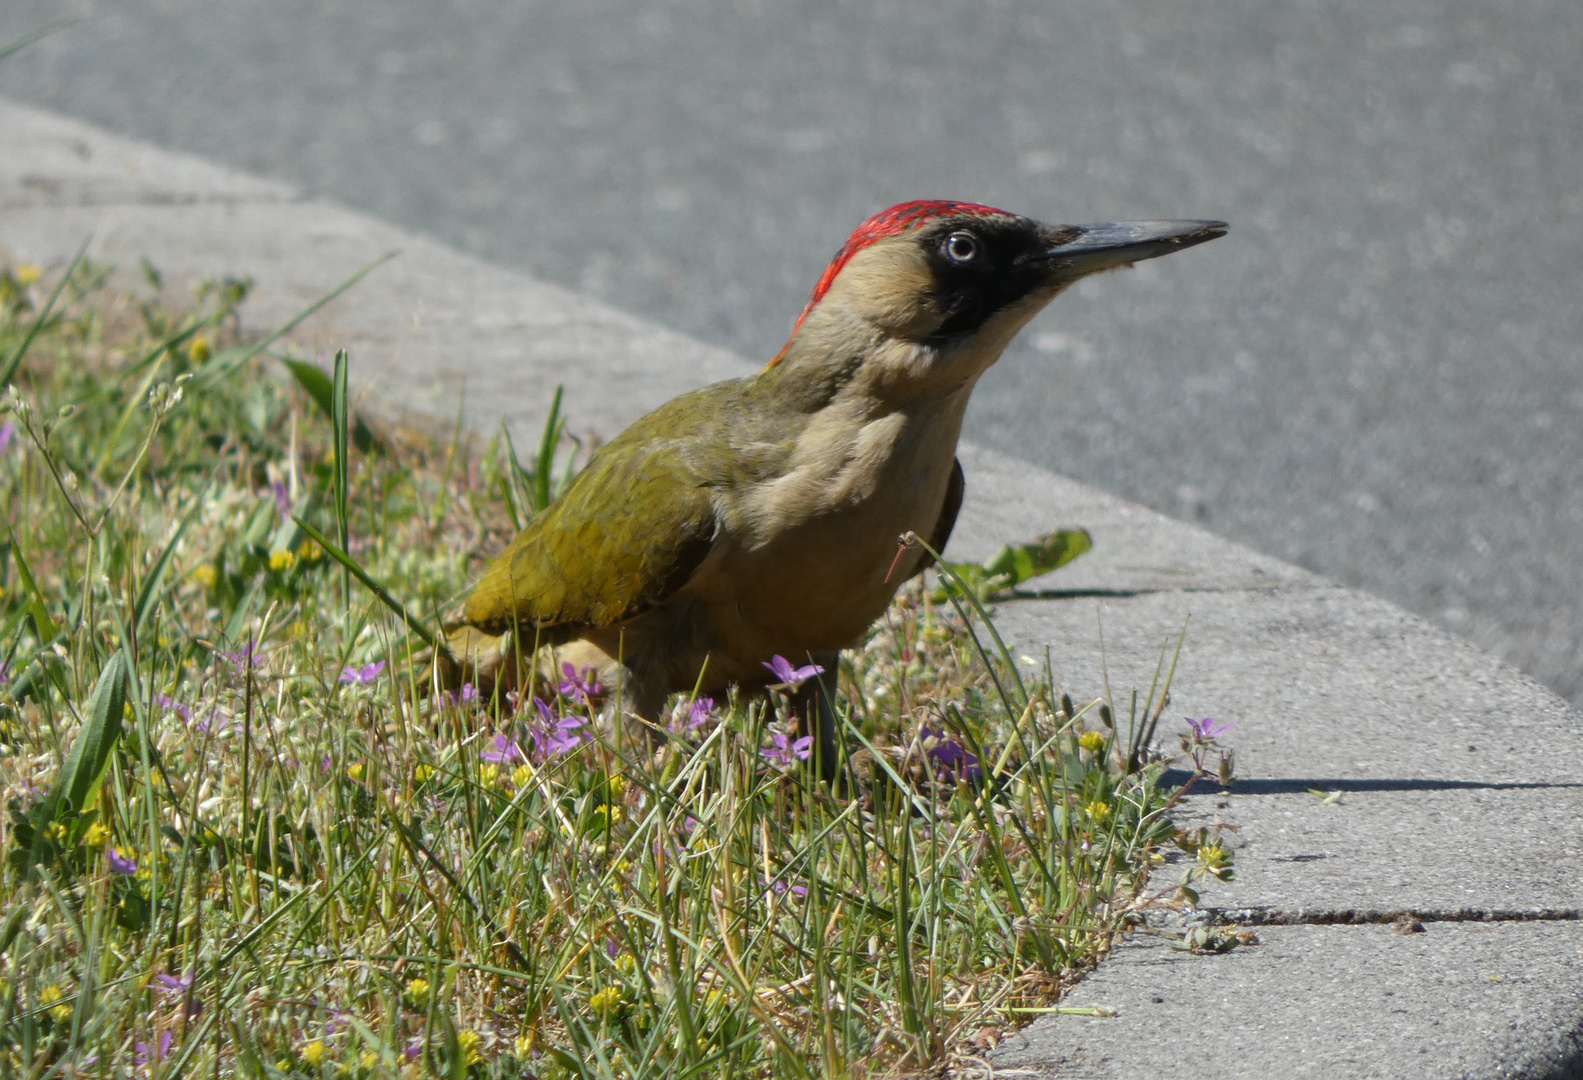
768,200,1009,367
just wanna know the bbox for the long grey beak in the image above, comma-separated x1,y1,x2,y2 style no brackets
1040,220,1228,276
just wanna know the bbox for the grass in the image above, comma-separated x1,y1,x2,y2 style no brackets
0,260,1232,1077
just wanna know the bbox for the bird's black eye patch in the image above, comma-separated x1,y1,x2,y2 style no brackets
943,231,978,263
917,215,1054,340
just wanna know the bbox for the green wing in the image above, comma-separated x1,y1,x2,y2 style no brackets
463,434,718,632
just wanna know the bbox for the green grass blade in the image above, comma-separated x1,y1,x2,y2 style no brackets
0,238,88,388
533,385,566,513
331,349,352,610
131,482,211,634
292,518,446,656
0,16,84,65
7,530,59,641
191,251,396,390
278,354,384,454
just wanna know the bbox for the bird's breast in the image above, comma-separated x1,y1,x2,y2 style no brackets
690,393,968,668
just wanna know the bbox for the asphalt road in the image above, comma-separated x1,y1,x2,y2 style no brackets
3,1,1581,705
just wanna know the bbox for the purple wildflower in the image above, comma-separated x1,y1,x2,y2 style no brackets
921,726,982,782
440,682,481,709
270,481,290,516
528,697,588,756
0,660,9,684
339,660,386,686
604,939,621,959
761,655,824,691
764,878,809,899
542,716,587,757
761,730,814,768
321,754,334,775
156,694,192,724
152,972,202,1017
219,642,259,674
135,1031,174,1065
558,663,603,705
194,706,230,734
107,848,138,875
158,693,229,733
152,973,192,995
1184,717,1235,741
481,733,526,764
0,421,15,454
686,697,716,730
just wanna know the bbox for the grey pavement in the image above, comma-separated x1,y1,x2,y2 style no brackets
2,0,1582,714
3,97,1582,1079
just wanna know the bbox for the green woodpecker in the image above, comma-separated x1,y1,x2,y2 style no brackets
446,201,1225,755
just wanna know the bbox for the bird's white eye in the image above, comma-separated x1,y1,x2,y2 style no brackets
944,232,978,263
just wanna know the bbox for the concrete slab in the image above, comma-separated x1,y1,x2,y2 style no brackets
987,589,1583,912
992,921,1583,1080
0,99,752,447
0,97,296,205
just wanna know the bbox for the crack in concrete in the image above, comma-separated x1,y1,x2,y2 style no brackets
1157,770,1583,794
997,583,1346,602
2,191,305,210
1206,906,1583,926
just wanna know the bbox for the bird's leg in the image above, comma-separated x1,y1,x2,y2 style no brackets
788,651,844,780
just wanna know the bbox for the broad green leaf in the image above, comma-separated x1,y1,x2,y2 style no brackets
935,528,1093,603
279,356,383,454
980,528,1093,584
50,652,129,817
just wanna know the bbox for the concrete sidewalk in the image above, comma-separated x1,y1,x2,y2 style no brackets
3,97,1580,1079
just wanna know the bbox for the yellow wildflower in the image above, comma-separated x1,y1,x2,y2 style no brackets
615,953,636,975
587,985,623,1014
297,539,323,563
514,1032,535,1056
457,1030,484,1066
268,549,297,573
39,983,70,1024
188,334,211,364
606,775,625,799
1198,843,1230,871
360,1051,379,1069
413,764,435,785
511,764,533,788
1084,799,1112,824
405,977,431,1005
82,821,109,848
1078,730,1106,753
478,763,500,788
191,564,218,588
15,265,42,287
346,762,366,782
300,1039,327,1066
